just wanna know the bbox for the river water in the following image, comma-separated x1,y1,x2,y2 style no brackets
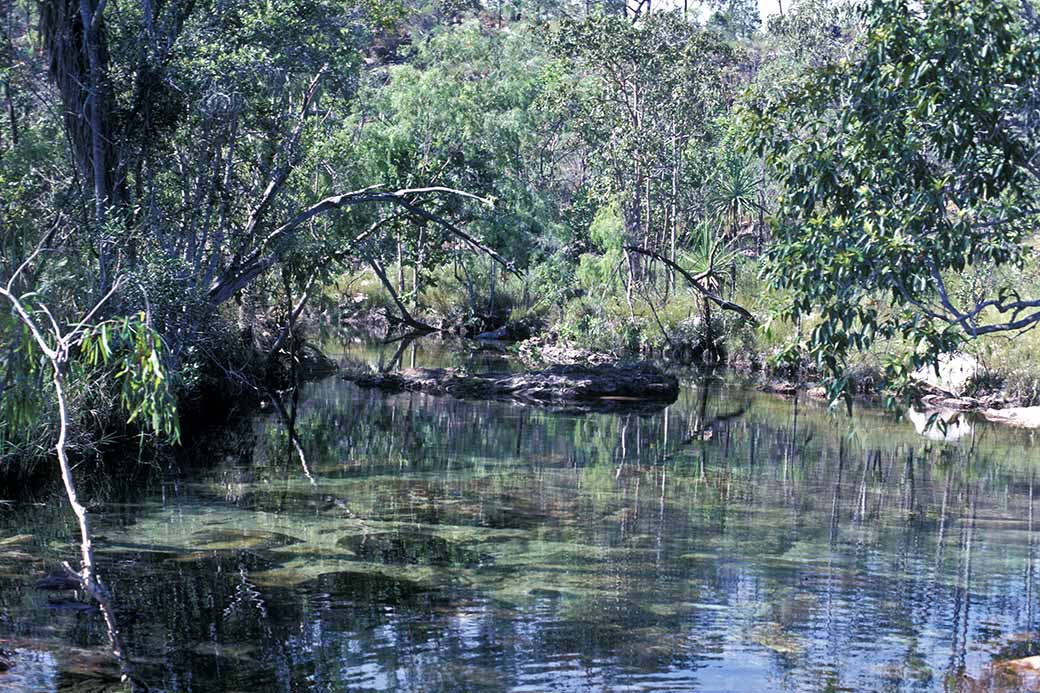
1,337,1039,691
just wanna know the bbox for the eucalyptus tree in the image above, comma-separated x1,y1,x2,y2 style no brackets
743,0,1040,400
547,11,742,298
18,0,508,348
335,20,566,321
706,0,761,38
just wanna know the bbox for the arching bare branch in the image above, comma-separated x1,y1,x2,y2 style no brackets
208,185,510,305
623,245,757,323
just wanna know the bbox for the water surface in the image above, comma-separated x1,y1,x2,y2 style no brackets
1,338,1039,691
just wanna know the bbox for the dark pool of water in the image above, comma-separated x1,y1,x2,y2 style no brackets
2,337,1040,691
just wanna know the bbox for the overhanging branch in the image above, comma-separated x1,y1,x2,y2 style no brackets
623,245,757,324
209,185,510,305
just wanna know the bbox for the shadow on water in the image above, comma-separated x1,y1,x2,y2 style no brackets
2,335,1040,690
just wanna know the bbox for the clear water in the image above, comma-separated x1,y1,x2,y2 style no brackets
1,337,1040,691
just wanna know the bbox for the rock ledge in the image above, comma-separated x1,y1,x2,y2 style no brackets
344,363,679,413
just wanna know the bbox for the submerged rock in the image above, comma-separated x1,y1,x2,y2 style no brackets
190,528,300,551
300,568,435,606
33,572,82,592
344,363,679,412
336,529,489,567
748,622,803,654
0,535,33,547
0,642,125,690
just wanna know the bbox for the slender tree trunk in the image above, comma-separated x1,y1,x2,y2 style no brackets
644,174,652,284
670,130,678,294
3,78,17,147
80,0,107,222
397,232,405,295
52,364,141,690
411,223,425,311
369,257,435,332
701,297,715,363
623,248,636,317
268,274,317,359
488,256,496,319
757,158,766,255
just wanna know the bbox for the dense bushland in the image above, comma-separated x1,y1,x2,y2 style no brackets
3,0,1040,472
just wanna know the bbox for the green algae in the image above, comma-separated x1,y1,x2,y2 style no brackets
747,622,804,654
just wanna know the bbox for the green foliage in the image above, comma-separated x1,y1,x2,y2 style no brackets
742,0,1040,402
587,202,624,254
705,151,761,235
79,315,181,442
707,0,761,38
526,252,577,319
323,20,568,311
548,11,739,242
1,299,181,464
6,0,1040,474
758,0,858,75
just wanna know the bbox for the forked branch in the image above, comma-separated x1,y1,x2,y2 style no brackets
0,283,146,690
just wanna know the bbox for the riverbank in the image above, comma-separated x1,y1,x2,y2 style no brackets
334,299,1040,431
328,256,1040,415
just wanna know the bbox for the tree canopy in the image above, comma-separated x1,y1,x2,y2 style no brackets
743,0,1040,399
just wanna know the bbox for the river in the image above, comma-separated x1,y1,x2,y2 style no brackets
1,337,1038,691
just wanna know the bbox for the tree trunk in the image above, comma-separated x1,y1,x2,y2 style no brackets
397,232,405,295
368,257,435,332
52,364,143,690
3,78,17,147
670,130,678,294
757,157,766,255
41,0,123,292
42,0,121,204
488,256,496,318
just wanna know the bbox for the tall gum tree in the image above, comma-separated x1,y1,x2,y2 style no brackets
547,11,740,293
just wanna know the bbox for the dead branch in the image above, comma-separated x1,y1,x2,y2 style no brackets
0,284,146,691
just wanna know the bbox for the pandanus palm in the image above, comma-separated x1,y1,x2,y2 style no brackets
679,217,740,293
675,218,742,362
705,151,763,239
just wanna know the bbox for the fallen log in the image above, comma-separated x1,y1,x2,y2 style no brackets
344,363,680,413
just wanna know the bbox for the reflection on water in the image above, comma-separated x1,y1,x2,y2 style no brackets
1,338,1040,691
907,407,975,443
